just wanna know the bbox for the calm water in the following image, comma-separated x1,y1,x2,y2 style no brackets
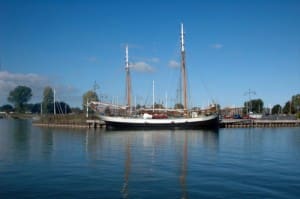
0,119,299,198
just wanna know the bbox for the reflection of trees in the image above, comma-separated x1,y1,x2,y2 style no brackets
41,128,53,160
12,120,30,159
85,129,105,163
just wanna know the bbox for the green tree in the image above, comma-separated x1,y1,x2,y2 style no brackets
136,104,141,110
30,103,41,114
174,103,184,109
282,95,300,114
154,103,164,109
82,90,99,109
271,104,282,114
71,107,83,114
55,101,71,114
283,101,291,114
291,94,300,113
0,104,14,113
244,98,264,113
42,86,54,114
7,85,32,113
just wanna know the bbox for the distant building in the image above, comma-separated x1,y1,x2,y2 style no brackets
221,106,244,118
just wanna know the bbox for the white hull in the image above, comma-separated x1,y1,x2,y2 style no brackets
98,114,219,130
249,114,263,119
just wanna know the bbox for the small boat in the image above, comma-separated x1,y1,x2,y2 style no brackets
92,24,219,130
249,112,263,119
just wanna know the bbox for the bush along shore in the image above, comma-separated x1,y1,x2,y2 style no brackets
32,114,99,128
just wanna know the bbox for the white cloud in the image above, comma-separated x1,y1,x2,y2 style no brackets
0,71,79,105
168,60,180,68
210,43,224,49
130,62,155,73
0,71,48,94
149,57,160,63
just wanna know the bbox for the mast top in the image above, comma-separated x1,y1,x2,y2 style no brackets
180,23,185,52
125,45,129,69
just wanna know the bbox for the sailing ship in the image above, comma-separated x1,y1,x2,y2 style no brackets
91,24,219,130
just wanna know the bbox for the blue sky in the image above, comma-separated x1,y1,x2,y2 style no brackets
0,0,299,109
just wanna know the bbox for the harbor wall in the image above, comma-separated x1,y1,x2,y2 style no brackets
220,119,300,128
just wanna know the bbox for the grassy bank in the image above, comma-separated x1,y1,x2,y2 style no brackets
32,114,98,127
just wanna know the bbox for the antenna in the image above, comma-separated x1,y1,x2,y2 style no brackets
244,89,256,114
93,80,100,100
93,81,99,92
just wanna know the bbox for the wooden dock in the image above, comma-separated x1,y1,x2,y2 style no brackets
86,120,106,128
220,119,300,128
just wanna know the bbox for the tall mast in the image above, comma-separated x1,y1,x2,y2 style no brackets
125,45,131,110
180,23,188,112
53,88,56,115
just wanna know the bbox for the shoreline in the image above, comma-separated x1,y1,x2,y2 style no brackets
32,119,105,129
31,119,300,129
220,119,300,128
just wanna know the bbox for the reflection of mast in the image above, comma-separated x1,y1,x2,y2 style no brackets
125,45,131,112
121,138,131,199
180,23,188,113
180,133,189,199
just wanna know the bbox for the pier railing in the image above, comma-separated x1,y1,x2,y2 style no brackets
221,119,300,128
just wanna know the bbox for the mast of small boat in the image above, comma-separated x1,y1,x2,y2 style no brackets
152,80,155,112
125,45,131,114
180,23,188,114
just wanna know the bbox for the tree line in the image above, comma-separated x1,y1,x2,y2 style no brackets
0,85,72,114
243,94,300,115
1,85,299,117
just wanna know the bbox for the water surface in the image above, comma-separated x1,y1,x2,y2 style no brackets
0,119,299,198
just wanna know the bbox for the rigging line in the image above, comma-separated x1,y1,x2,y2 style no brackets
144,79,154,107
186,68,192,108
55,95,64,114
199,77,215,103
166,42,181,100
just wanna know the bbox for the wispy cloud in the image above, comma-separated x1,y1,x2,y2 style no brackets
86,56,99,63
0,71,48,93
0,71,79,105
131,56,160,64
168,60,180,68
210,43,224,49
148,57,160,63
130,62,155,73
0,71,49,103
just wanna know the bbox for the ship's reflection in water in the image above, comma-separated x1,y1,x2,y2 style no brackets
91,129,219,199
121,136,131,199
